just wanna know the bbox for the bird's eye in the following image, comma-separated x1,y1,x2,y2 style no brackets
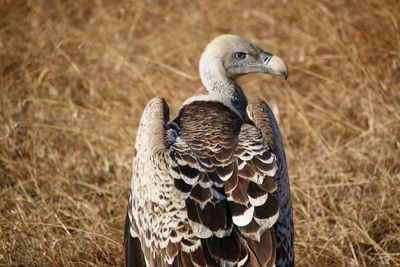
234,52,248,60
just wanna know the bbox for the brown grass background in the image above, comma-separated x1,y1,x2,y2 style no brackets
1,0,399,266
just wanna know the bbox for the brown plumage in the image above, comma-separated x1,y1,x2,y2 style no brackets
125,35,294,267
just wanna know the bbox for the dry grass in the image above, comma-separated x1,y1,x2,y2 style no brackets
1,0,399,266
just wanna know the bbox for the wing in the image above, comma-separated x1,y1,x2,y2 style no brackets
247,99,294,267
125,97,185,267
169,100,282,267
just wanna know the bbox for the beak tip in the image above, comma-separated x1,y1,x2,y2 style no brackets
282,69,288,80
284,64,289,80
264,54,289,80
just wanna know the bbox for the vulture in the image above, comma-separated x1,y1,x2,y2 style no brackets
124,34,294,267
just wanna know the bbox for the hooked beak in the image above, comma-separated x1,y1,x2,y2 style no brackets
260,51,289,80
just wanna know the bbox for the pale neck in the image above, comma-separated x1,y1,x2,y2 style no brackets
199,55,248,114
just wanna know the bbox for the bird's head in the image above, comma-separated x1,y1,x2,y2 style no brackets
199,34,288,83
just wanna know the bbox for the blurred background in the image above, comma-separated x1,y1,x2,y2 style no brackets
1,0,399,266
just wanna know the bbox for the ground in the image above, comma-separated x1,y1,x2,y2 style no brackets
0,0,399,266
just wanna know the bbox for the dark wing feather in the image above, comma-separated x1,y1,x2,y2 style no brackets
124,208,146,267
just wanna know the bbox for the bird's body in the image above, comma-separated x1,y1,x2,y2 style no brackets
125,35,294,267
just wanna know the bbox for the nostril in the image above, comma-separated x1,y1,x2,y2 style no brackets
261,52,273,63
263,56,272,65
